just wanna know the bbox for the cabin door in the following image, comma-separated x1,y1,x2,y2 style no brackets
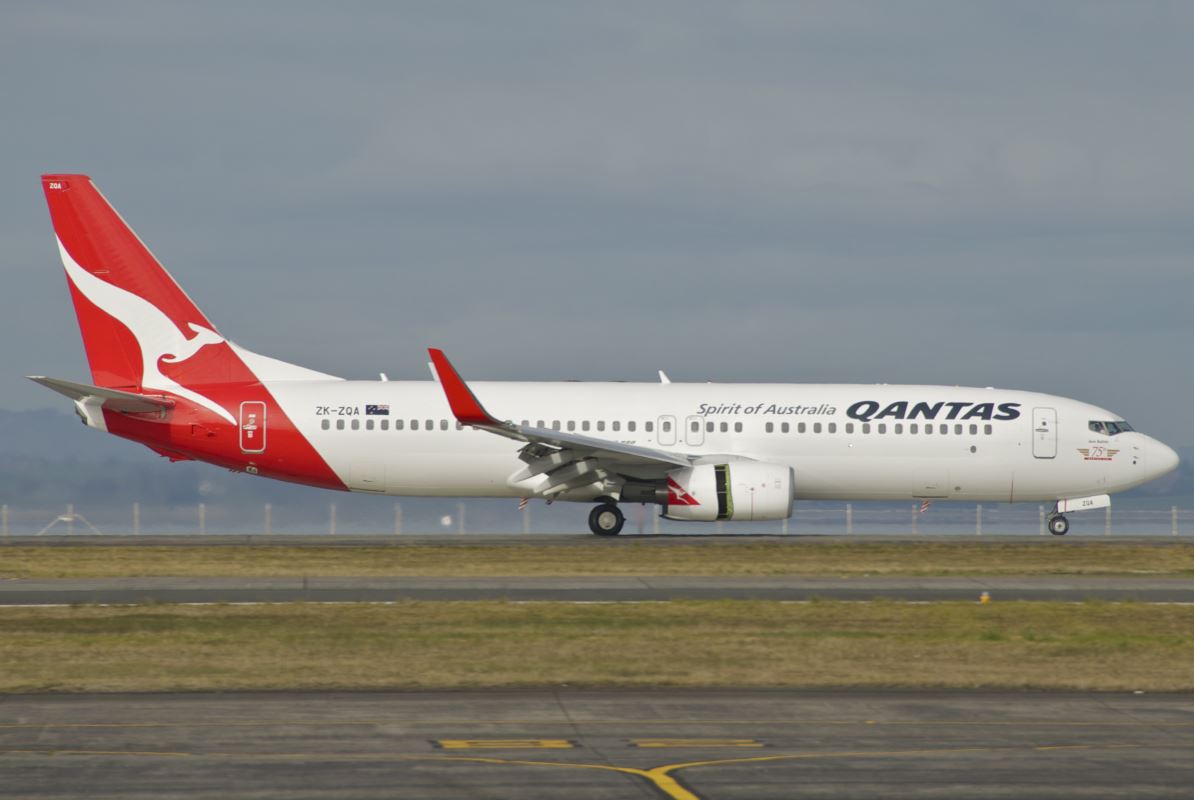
1032,407,1057,459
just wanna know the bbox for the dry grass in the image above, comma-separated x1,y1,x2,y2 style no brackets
1,540,1193,579
2,600,1193,692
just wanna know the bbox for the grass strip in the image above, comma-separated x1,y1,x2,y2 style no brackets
2,541,1193,579
2,600,1192,692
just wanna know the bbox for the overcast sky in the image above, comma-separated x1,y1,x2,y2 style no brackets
3,2,1193,445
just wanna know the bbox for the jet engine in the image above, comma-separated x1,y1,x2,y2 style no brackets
663,462,794,521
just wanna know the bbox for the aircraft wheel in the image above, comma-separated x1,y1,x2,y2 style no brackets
1048,515,1070,536
589,503,625,536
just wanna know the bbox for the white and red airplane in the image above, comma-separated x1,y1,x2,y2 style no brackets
31,174,1179,536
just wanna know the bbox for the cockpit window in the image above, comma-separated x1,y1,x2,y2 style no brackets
1089,420,1134,436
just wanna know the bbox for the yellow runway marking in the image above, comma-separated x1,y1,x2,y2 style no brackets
434,739,574,749
412,742,1146,800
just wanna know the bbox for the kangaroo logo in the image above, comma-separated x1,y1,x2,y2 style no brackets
56,239,236,425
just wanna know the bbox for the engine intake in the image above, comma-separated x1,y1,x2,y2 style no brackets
663,462,793,521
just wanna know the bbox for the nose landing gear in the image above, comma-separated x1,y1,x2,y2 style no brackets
1048,514,1070,536
589,503,625,536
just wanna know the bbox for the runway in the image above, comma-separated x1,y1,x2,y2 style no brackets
2,574,1193,604
1,689,1191,798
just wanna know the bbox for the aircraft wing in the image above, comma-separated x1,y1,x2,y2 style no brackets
428,349,692,497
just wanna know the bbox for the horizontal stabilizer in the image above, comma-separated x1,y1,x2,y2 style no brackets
27,376,175,414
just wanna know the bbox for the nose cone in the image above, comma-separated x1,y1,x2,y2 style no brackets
1150,438,1180,479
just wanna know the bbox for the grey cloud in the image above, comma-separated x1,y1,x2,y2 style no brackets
1,2,1192,446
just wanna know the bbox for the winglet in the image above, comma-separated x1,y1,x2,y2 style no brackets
427,349,501,427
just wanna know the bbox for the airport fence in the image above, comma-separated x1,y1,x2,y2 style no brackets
0,500,1192,537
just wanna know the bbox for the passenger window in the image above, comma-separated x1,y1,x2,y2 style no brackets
456,422,463,430
939,424,948,435
521,420,529,427
411,420,419,430
846,423,854,434
645,421,653,432
441,420,448,431
381,420,389,431
707,422,715,433
781,422,790,433
909,423,917,434
612,421,621,432
878,423,886,434
552,421,561,431
766,422,774,433
351,419,360,430
567,421,576,432
321,419,330,430
925,424,932,435
663,421,672,432
969,424,977,435
395,419,404,430
690,420,699,433
425,419,433,430
582,421,591,432
954,424,963,435
798,422,807,433
628,421,636,432
734,422,743,433
895,423,903,434
720,422,728,433
536,420,545,428
828,422,837,433
861,423,870,434
365,420,374,430
814,422,822,433
599,421,607,432
984,424,993,435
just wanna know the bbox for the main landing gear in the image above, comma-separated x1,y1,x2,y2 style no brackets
589,503,625,536
1048,514,1070,536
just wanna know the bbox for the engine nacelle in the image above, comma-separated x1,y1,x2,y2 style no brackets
663,462,794,521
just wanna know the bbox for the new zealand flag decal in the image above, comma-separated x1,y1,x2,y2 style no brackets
365,404,390,416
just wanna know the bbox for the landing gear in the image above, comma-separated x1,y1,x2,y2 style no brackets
589,503,625,536
1048,514,1070,536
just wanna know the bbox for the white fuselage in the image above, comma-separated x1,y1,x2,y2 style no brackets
265,380,1175,503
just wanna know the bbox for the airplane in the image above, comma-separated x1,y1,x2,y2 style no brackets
30,174,1180,536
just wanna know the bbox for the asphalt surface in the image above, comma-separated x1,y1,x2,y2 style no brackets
2,574,1194,604
1,689,1191,799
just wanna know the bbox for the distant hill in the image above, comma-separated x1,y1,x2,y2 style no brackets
0,408,572,533
1,408,1190,534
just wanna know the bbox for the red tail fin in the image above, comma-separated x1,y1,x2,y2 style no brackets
40,175,246,423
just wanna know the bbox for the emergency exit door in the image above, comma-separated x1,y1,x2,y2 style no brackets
657,415,677,446
239,401,267,454
1032,407,1057,459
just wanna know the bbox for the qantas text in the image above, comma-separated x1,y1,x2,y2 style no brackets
846,401,1022,423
